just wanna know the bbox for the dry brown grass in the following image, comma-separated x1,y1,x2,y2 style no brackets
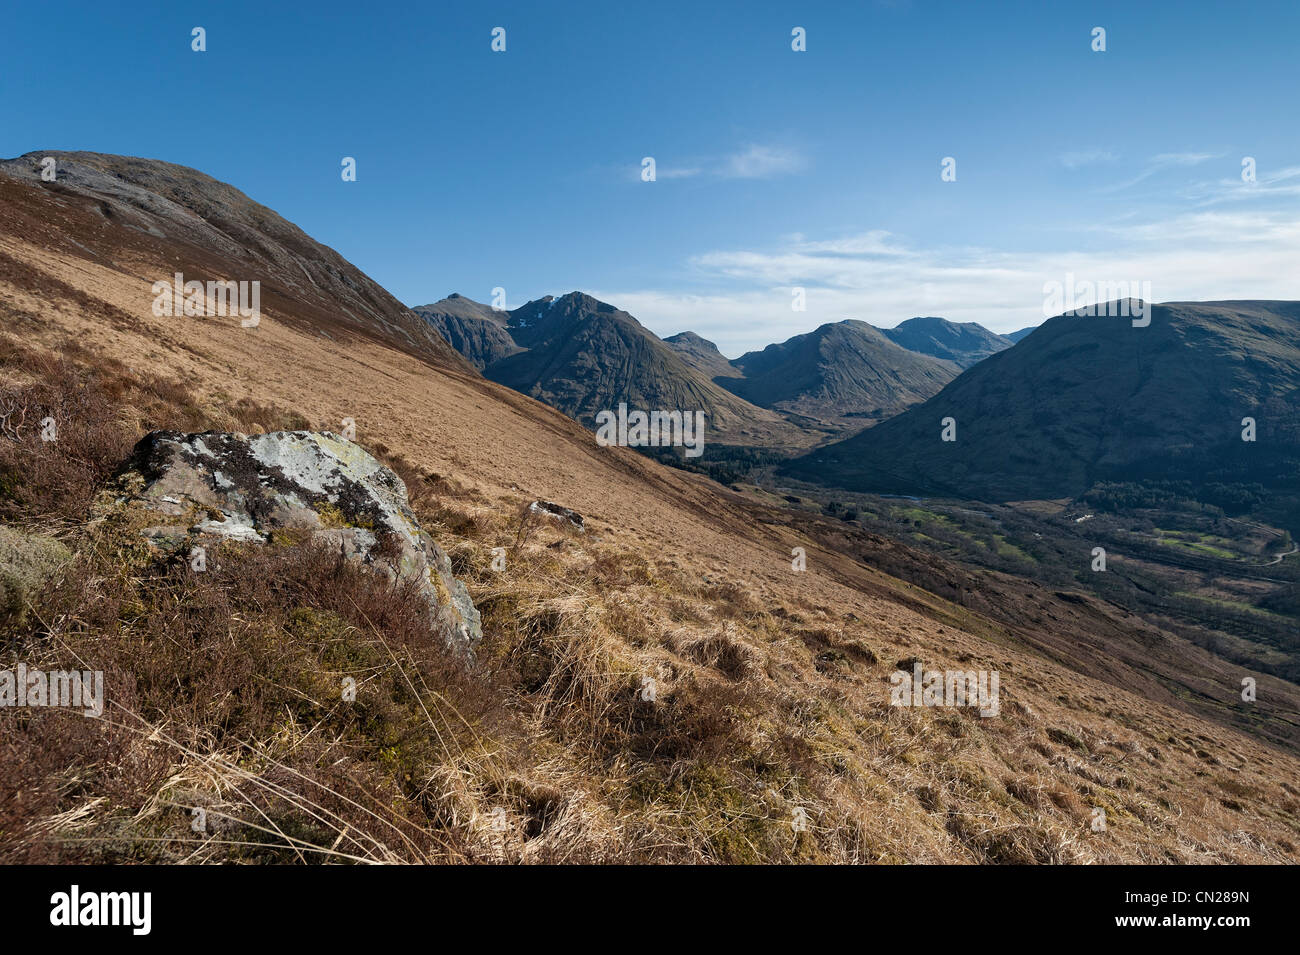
2,340,1298,864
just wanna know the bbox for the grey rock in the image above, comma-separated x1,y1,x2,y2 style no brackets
528,500,585,532
111,430,482,656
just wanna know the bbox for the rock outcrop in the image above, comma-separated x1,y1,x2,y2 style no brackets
99,430,481,656
528,500,585,532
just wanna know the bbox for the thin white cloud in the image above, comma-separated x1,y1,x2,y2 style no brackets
1150,152,1219,166
1059,149,1118,169
596,148,1297,353
656,166,702,179
627,144,806,183
723,144,805,179
1101,151,1221,193
1182,164,1300,205
792,230,908,256
594,207,1300,355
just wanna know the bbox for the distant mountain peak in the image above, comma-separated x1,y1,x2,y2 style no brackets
546,291,617,313
413,293,517,370
663,331,742,381
665,330,717,347
720,318,959,428
787,301,1300,509
880,316,1013,369
486,293,799,442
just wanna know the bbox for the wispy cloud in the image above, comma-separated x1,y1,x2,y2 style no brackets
656,166,703,180
793,231,908,255
596,205,1300,355
722,144,805,179
628,144,806,182
1182,164,1300,205
598,146,1299,354
1059,149,1117,169
1100,151,1221,192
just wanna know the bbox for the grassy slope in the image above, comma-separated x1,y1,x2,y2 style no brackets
1,166,1297,863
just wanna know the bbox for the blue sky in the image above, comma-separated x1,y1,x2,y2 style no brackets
3,0,1298,355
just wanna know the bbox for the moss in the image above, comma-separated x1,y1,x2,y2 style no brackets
312,501,372,530
87,497,197,568
0,524,71,623
269,527,311,547
288,605,353,642
629,761,807,864
1047,727,1089,753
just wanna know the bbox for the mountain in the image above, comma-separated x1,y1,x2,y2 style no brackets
425,300,957,444
413,294,521,371
0,151,472,374
1006,326,1037,343
720,320,960,430
880,316,1013,369
785,302,1300,519
663,331,743,380
483,292,804,444
5,152,1299,863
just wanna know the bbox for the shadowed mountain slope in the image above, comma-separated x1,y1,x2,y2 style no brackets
880,316,1013,369
785,303,1300,523
663,330,744,380
414,294,521,371
424,302,966,443
721,320,960,429
481,292,806,445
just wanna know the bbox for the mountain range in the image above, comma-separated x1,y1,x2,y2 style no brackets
415,294,1016,443
785,302,1300,523
719,320,962,430
437,291,805,445
5,149,1299,864
412,294,521,371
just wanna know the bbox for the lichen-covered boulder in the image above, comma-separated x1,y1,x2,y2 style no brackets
99,430,481,656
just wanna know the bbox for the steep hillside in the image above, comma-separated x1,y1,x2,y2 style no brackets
3,156,1298,865
1006,327,1037,343
785,303,1300,522
881,316,1013,369
723,320,960,430
0,151,472,374
413,294,521,371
